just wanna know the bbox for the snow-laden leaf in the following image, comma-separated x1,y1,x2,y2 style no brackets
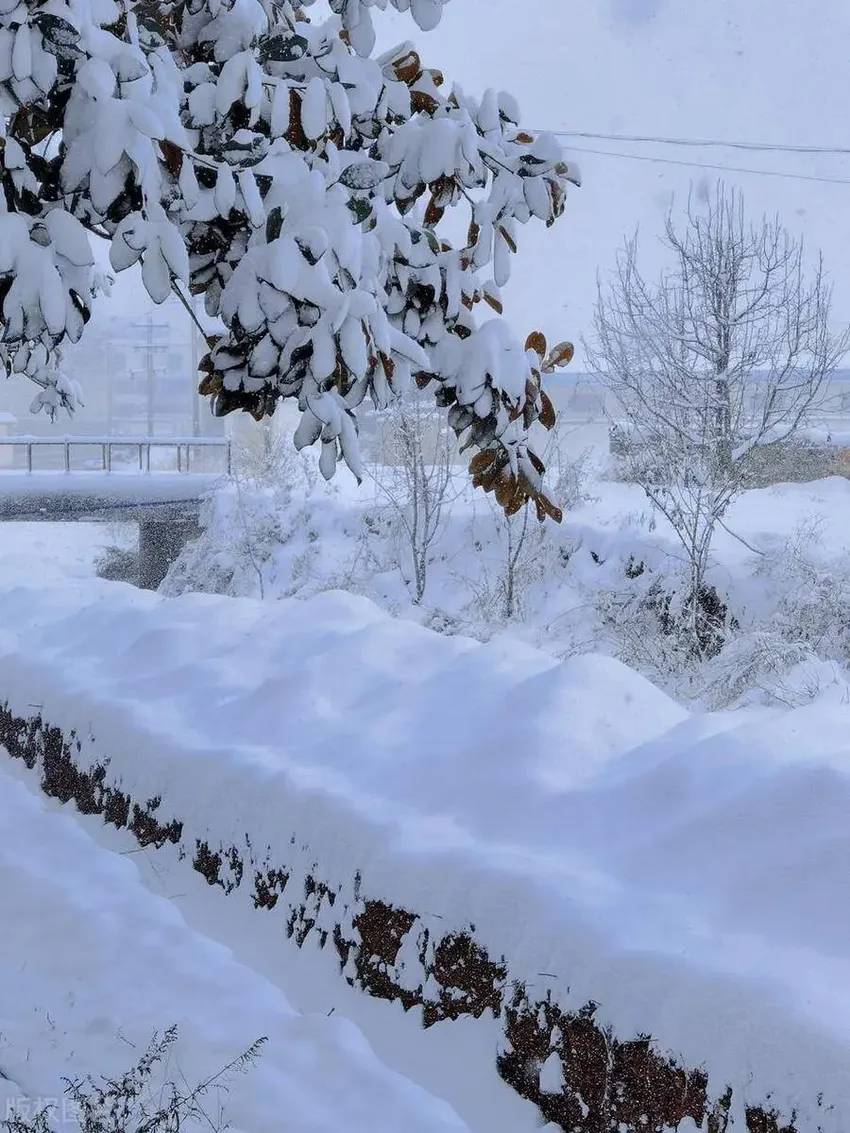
258,33,308,64
141,245,172,303
339,160,389,191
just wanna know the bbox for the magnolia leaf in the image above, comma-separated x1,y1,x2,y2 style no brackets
498,225,517,253
469,449,497,476
258,34,308,63
525,330,547,358
423,228,441,256
537,493,563,524
265,206,283,243
504,491,525,517
543,340,574,371
339,161,389,190
34,13,79,48
345,197,371,224
539,390,556,430
393,51,422,85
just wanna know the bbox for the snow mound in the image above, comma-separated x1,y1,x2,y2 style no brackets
2,579,850,1123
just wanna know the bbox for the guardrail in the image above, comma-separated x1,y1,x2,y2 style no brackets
0,436,231,475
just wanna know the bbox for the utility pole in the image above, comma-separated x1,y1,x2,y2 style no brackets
105,342,113,434
129,315,170,436
146,312,154,436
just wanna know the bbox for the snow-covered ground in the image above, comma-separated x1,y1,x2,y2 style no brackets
0,760,476,1133
3,503,850,1127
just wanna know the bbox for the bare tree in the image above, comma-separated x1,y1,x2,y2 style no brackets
587,182,849,655
370,392,459,604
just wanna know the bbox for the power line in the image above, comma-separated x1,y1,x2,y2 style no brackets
540,129,850,157
560,143,850,186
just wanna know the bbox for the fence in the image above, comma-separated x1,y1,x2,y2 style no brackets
0,436,232,475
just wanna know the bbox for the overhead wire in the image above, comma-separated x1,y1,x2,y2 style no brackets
538,129,850,157
557,143,850,186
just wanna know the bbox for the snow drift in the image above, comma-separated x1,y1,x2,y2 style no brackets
1,577,850,1130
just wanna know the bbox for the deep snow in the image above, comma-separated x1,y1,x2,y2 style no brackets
2,539,850,1126
0,763,472,1133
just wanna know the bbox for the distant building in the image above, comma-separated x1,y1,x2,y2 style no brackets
0,301,225,442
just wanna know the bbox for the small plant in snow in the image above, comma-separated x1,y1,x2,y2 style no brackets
464,497,545,624
2,1026,266,1133
369,389,459,602
751,516,850,663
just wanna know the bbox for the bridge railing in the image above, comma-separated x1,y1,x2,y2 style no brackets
0,436,231,476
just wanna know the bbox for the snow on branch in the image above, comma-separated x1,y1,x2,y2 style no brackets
0,0,579,517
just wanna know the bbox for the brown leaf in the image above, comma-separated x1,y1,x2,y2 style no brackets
528,450,545,475
498,226,517,254
504,491,525,517
159,139,183,176
494,474,516,509
198,370,222,397
549,180,564,218
429,68,445,87
469,449,497,476
515,131,535,143
539,390,556,430
424,195,444,226
537,492,563,524
525,330,547,358
393,51,422,85
477,465,502,493
285,89,307,150
411,90,440,115
543,340,574,371
413,370,433,390
467,220,480,247
380,353,395,381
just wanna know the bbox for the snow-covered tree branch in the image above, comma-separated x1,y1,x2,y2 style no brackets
0,0,579,518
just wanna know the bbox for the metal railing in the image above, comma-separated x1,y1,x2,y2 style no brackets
0,436,231,475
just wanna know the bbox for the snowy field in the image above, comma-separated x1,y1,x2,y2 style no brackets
3,465,850,1129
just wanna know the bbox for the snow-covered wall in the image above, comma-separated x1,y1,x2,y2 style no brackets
1,580,849,1132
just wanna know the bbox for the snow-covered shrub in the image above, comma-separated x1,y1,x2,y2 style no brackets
94,543,139,585
749,517,850,663
551,442,597,512
162,483,284,597
696,630,818,709
591,554,734,686
163,421,321,596
1,0,580,518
